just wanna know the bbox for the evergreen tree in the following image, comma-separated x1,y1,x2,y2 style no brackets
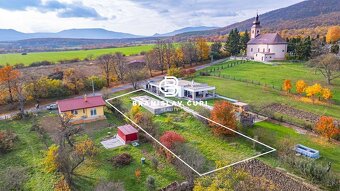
240,30,250,54
210,42,222,59
224,28,241,56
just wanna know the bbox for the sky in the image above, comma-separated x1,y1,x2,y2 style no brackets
0,0,304,36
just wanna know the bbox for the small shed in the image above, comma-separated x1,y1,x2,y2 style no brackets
117,124,138,144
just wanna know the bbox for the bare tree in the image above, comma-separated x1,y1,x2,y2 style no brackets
97,54,115,87
309,53,340,85
182,40,198,66
113,52,127,81
125,68,148,89
144,50,157,77
164,40,175,70
154,40,167,74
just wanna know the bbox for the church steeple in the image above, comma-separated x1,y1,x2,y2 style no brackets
251,13,261,39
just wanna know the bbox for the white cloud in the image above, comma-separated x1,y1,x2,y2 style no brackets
0,0,304,36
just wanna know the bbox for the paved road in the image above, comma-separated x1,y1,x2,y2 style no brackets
0,58,228,120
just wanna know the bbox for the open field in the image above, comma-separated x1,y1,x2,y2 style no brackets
0,44,154,66
195,61,340,120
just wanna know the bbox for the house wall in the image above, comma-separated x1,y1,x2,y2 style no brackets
117,130,126,143
126,133,138,142
247,44,287,60
254,53,275,62
61,106,105,120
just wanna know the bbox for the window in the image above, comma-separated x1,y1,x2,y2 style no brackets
263,48,265,52
90,108,97,116
83,109,85,114
72,110,78,115
258,48,260,52
251,48,253,52
268,48,271,53
282,50,285,52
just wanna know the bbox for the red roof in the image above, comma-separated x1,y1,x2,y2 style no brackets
118,124,138,135
57,95,106,112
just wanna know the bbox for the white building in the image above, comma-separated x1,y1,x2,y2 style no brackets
131,95,174,115
247,14,288,61
145,79,216,101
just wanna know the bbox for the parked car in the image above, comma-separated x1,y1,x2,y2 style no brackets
46,104,58,110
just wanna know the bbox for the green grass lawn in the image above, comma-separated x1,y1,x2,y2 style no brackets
0,117,57,191
193,76,340,120
201,61,340,104
249,121,340,174
0,44,154,66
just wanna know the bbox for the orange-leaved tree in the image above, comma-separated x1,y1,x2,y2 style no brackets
159,131,185,160
0,66,20,103
195,38,210,61
326,26,340,43
322,88,332,100
315,116,339,141
209,101,237,136
305,83,322,103
295,80,307,95
282,79,292,93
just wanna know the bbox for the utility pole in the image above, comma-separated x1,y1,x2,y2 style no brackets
92,79,95,96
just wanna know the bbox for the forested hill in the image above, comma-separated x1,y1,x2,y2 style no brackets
176,0,340,37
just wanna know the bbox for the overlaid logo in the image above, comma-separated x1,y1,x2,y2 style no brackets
159,76,178,97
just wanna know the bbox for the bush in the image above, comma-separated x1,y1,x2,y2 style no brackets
0,130,17,153
13,63,25,69
1,167,28,191
146,176,156,191
110,153,133,167
84,76,106,91
151,157,159,170
30,60,53,67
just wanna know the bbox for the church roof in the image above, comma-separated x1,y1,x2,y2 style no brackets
248,33,287,45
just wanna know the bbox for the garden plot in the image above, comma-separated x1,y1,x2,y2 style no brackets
106,89,275,176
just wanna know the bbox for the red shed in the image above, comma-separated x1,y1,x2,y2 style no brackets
117,124,138,144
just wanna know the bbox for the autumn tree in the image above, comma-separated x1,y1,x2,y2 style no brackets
326,26,340,43
282,79,292,93
305,83,322,103
209,101,237,135
0,66,20,103
195,38,210,61
308,54,340,85
124,67,148,89
97,54,115,87
63,68,84,95
167,65,181,77
173,48,184,68
43,144,59,173
159,131,185,149
322,88,332,100
315,116,339,141
296,80,307,94
164,41,175,70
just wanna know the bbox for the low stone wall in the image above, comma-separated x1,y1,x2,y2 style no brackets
234,159,320,191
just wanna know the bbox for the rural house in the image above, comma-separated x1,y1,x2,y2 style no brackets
247,14,288,61
57,95,106,124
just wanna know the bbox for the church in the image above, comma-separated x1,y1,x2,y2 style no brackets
247,14,287,61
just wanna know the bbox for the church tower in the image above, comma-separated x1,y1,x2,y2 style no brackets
251,14,261,39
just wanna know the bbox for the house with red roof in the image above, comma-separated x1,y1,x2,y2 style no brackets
57,95,106,124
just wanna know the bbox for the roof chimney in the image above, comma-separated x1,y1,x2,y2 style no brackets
84,94,87,102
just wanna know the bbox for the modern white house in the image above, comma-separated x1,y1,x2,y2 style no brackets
247,14,288,61
145,79,216,101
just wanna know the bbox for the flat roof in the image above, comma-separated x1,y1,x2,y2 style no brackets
131,95,172,110
149,79,215,91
